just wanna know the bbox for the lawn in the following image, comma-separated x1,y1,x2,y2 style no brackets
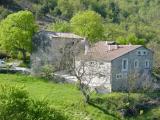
0,74,159,120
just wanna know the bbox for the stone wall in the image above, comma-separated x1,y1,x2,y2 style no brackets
111,46,153,91
75,60,112,92
31,31,83,75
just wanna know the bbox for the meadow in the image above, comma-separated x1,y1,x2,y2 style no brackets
0,74,159,120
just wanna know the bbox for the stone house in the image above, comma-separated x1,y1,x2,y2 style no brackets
31,31,153,92
78,41,153,92
31,31,84,75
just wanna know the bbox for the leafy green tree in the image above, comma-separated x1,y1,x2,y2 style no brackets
48,21,71,32
0,11,37,62
70,10,104,42
116,34,145,45
57,0,74,20
0,84,67,120
107,1,121,23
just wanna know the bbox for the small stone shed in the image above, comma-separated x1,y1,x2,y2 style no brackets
31,31,84,75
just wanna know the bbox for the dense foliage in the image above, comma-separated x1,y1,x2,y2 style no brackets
0,10,37,62
0,74,160,120
0,84,66,120
70,10,104,42
0,1,160,57
1,0,160,43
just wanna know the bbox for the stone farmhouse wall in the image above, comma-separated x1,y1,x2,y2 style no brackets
75,60,112,92
31,31,153,92
111,46,153,91
31,31,83,75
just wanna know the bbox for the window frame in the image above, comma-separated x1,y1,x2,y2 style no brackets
122,58,128,72
137,50,148,56
137,50,141,56
142,50,147,55
145,60,150,68
116,73,122,79
134,59,139,69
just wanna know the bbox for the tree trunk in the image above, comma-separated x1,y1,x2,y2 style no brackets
21,50,27,63
81,88,90,103
85,94,90,103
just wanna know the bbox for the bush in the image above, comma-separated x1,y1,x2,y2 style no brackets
0,85,30,120
28,100,65,120
116,34,145,45
90,93,150,118
40,64,55,80
0,84,67,120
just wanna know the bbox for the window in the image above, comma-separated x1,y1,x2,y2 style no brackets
89,61,96,66
122,58,128,71
134,59,139,69
90,61,94,64
137,50,141,56
137,50,147,56
116,74,122,79
143,50,147,55
145,60,150,68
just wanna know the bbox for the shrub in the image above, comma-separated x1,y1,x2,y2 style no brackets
40,64,55,80
0,84,67,120
0,85,30,120
28,100,66,120
90,93,150,118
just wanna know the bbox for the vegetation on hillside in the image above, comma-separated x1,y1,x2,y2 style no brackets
0,0,160,67
70,10,104,42
0,74,159,120
0,84,66,120
0,10,37,62
0,1,160,119
0,0,160,43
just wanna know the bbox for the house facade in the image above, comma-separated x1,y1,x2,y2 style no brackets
31,31,84,75
78,41,153,92
31,31,153,93
111,46,153,91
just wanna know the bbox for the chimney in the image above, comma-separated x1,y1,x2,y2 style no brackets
129,43,132,46
114,45,118,49
108,45,111,51
84,38,89,55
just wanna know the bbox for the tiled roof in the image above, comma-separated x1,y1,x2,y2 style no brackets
84,41,142,61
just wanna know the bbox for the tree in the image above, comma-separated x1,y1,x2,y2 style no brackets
59,40,109,103
70,10,104,42
147,41,160,70
0,11,37,62
107,1,121,23
0,84,66,120
116,34,145,45
48,20,71,32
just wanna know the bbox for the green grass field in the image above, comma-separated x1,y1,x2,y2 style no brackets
0,74,159,120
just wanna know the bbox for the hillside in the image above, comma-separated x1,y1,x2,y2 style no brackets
0,1,160,119
0,74,160,120
1,0,160,41
0,1,160,61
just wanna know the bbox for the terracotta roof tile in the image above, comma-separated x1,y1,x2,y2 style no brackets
84,41,142,61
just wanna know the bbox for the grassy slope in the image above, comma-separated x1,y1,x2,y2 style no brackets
0,74,115,120
0,74,159,120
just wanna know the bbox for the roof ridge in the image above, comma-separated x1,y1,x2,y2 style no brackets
84,43,143,61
